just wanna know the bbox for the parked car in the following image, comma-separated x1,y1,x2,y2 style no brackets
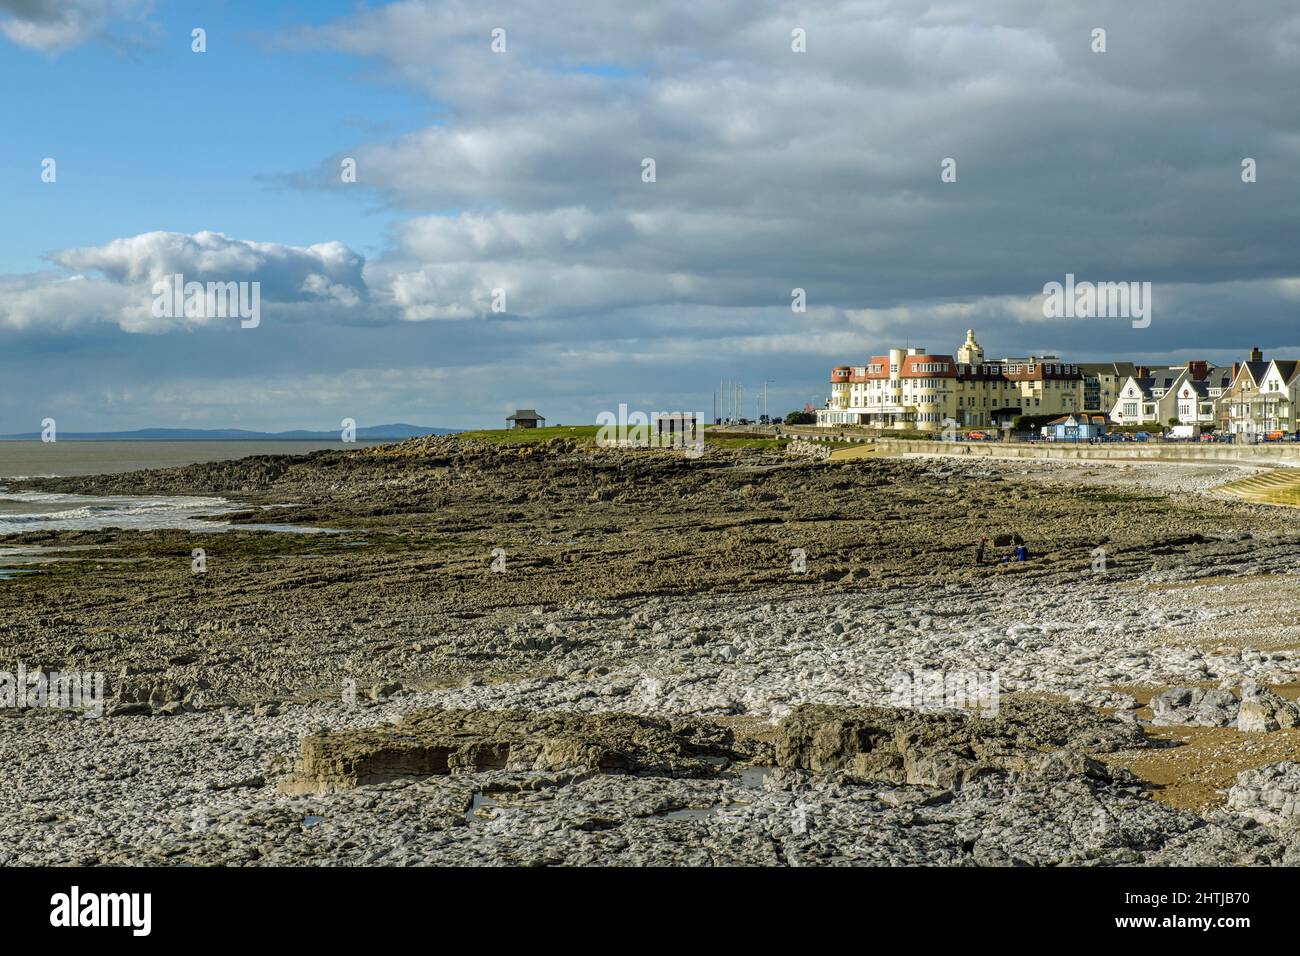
1266,430,1287,442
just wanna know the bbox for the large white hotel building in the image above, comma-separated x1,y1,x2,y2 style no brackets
817,329,1087,430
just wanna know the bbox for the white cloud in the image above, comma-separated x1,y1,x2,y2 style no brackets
10,1,1300,429
0,231,369,333
275,0,1300,353
0,0,149,51
0,273,134,331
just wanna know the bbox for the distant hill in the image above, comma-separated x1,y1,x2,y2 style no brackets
0,424,462,441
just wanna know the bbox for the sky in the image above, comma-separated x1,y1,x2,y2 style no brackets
2,0,1300,432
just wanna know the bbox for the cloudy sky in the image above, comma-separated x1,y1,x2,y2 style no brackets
2,0,1300,431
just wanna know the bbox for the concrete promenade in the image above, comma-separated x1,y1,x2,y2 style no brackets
780,426,1300,465
870,439,1300,464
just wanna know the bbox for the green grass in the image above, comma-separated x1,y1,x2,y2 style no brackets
897,431,938,440
707,437,790,450
872,430,936,441
456,425,788,452
455,425,602,445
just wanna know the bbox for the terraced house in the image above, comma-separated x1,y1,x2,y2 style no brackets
1174,366,1234,429
1219,350,1300,436
1109,361,1228,428
1078,362,1138,420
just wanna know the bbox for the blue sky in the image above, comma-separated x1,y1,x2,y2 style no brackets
0,1,419,272
2,1,1300,433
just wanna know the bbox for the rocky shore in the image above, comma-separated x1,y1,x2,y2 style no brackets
4,435,1300,865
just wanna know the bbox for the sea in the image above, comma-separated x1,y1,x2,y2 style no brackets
0,439,380,479
0,440,371,537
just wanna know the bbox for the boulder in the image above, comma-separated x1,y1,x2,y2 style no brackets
773,697,1146,790
279,708,738,794
1236,682,1300,733
1227,762,1300,826
1150,687,1239,728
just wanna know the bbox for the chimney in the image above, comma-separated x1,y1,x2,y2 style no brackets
1186,360,1208,380
1232,361,1241,381
1250,346,1263,362
1136,365,1149,378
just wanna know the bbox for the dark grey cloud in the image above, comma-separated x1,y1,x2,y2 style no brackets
6,1,1300,430
294,1,1300,331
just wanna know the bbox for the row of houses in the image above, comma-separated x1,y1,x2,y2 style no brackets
817,331,1294,436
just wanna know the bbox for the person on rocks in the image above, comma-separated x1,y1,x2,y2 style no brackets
975,535,988,565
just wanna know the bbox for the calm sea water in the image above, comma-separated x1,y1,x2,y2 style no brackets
0,441,369,543
0,440,383,479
